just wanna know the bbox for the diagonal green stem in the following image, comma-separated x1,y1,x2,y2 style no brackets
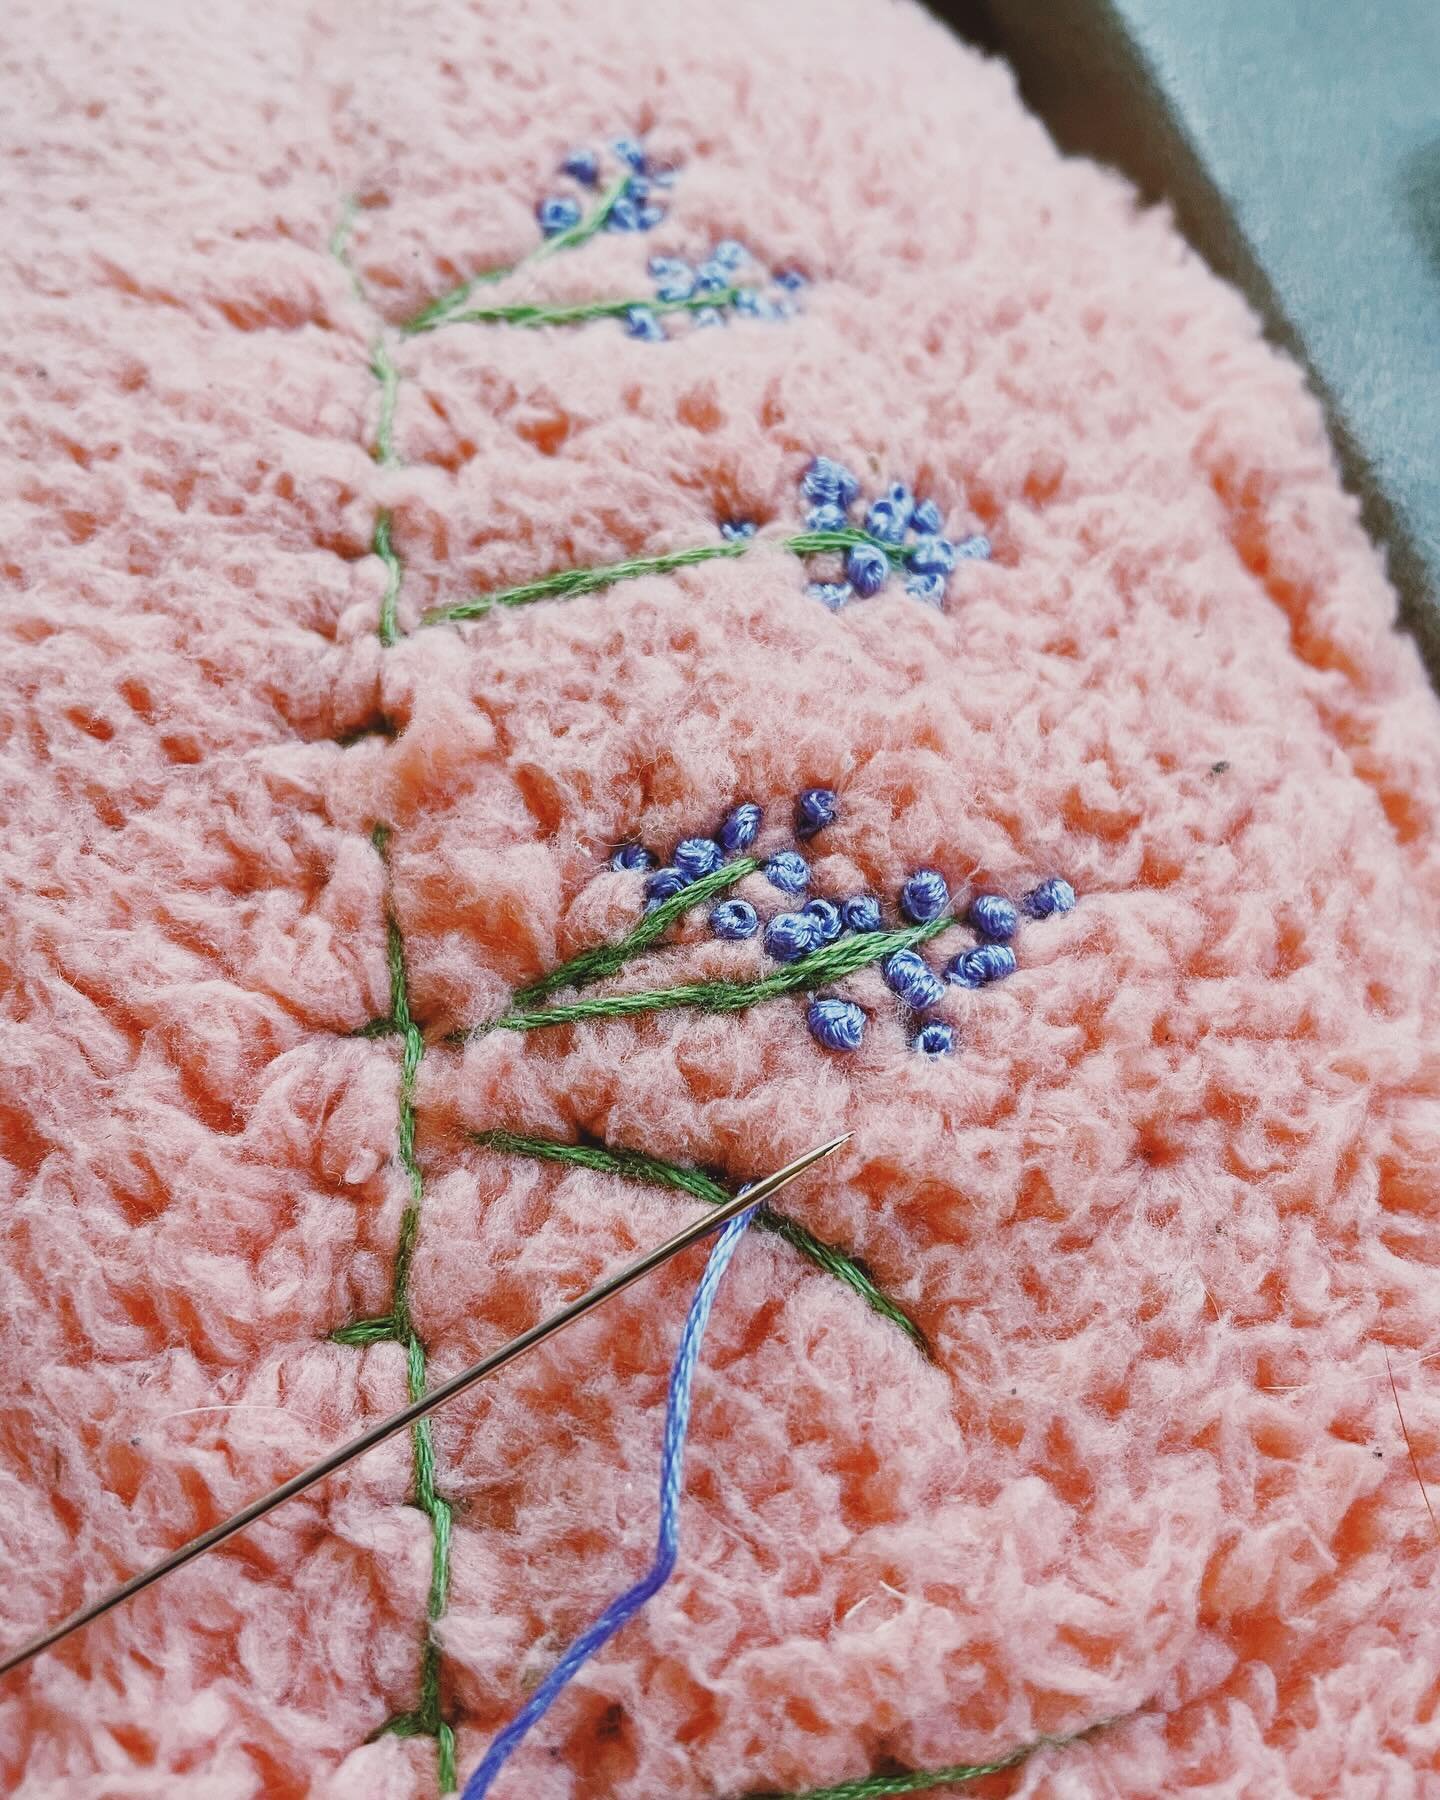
483,916,950,1035
473,1129,927,1352
752,1719,1123,1799
510,856,759,1008
404,173,631,334
421,529,917,628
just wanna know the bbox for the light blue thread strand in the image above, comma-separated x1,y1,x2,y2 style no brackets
459,1201,760,1798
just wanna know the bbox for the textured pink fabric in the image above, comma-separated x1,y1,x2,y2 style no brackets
4,1,1440,1796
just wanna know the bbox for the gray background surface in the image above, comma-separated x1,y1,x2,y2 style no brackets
934,0,1440,680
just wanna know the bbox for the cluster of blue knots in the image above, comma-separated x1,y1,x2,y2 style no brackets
612,792,1075,1057
538,135,673,236
631,245,804,338
802,456,991,610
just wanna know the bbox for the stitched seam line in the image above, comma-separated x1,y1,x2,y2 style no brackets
473,1130,927,1352
335,825,458,1788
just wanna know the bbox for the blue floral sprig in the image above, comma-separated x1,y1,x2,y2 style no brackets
800,457,991,610
610,793,1076,1058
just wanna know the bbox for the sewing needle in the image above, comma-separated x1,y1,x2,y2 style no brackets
0,1131,851,1677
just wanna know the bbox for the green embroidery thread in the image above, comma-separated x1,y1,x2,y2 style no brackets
421,530,926,629
332,825,457,1789
405,172,630,334
477,917,950,1036
474,1129,926,1352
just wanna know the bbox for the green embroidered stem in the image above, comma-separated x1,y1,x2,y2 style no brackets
484,916,951,1035
754,1722,1120,1799
371,341,401,469
374,512,404,649
436,283,756,331
331,199,409,649
333,825,456,1790
421,530,915,628
511,856,759,1007
474,1130,926,1352
405,172,630,334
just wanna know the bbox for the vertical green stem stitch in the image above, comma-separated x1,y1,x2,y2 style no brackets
338,825,456,1789
473,1129,927,1352
332,200,408,647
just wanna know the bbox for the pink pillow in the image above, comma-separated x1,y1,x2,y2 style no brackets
4,1,1439,1795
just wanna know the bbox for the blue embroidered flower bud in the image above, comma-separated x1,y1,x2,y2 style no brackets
733,290,779,318
719,802,762,853
805,503,849,532
674,837,723,879
946,943,1017,988
713,239,747,269
765,911,823,962
900,868,949,922
911,497,943,535
613,136,647,172
561,148,600,186
695,260,731,292
802,457,861,508
914,1020,955,1056
864,497,909,544
796,788,838,838
903,573,946,606
803,898,843,943
845,543,889,597
909,535,957,577
637,204,665,230
645,866,690,907
968,894,1018,941
652,264,695,302
611,843,654,872
606,196,643,231
842,894,882,933
884,483,916,526
710,899,759,940
1023,876,1076,918
956,533,991,560
624,307,665,341
720,519,756,542
692,307,724,328
764,850,810,894
774,268,808,290
537,195,582,236
808,998,865,1051
883,949,945,1010
809,582,852,610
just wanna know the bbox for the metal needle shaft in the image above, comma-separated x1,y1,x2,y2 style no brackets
1,1131,850,1678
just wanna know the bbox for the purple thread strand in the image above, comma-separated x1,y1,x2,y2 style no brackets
459,1202,760,1798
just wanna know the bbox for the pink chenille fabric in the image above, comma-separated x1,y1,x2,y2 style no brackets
4,0,1440,1795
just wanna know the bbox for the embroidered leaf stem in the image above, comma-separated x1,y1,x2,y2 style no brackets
512,856,759,1006
753,1719,1123,1799
421,530,922,628
480,917,950,1035
404,173,631,334
473,1129,926,1352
